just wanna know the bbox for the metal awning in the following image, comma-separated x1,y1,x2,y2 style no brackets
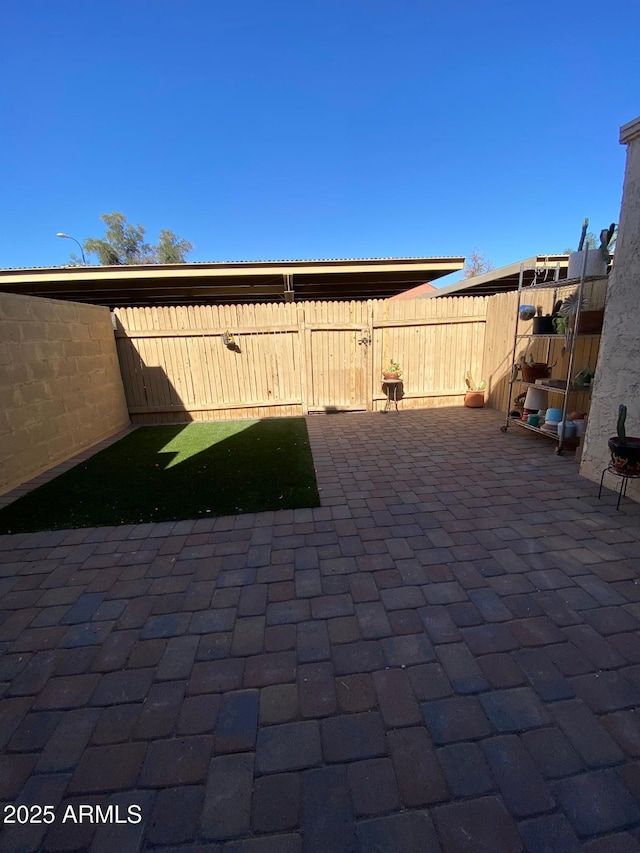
0,256,465,307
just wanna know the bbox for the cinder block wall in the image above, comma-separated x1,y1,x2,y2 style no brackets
0,292,130,495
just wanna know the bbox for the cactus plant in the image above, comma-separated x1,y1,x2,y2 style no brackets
577,218,589,252
599,222,617,263
617,404,627,446
465,371,486,392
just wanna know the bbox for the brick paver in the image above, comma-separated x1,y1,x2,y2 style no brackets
1,407,640,850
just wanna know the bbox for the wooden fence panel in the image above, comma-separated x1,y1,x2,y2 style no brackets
113,297,490,422
482,291,519,414
370,296,488,410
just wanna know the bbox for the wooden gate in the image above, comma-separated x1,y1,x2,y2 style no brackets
302,301,373,412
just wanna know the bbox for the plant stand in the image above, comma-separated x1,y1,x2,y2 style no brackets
500,247,605,454
381,380,402,413
598,464,640,511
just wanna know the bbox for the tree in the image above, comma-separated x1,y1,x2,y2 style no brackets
74,212,194,265
563,232,598,254
156,229,195,264
463,248,493,279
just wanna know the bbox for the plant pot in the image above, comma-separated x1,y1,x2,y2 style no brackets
577,309,604,334
523,387,549,411
464,391,484,408
382,372,400,380
533,316,554,335
558,421,576,440
520,363,551,383
568,250,608,279
608,437,640,476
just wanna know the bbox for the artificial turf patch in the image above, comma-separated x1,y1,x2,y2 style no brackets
0,419,320,534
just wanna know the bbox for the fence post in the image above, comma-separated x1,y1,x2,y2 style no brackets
297,304,310,414
365,300,375,411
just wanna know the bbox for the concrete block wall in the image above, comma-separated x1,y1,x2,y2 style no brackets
0,292,130,495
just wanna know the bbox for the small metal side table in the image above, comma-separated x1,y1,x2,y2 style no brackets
381,379,402,413
598,464,640,511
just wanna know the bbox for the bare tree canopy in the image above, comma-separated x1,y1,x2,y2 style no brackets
463,249,493,279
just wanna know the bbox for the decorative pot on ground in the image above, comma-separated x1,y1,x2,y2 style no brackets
608,437,640,476
464,391,485,408
464,372,485,408
609,405,640,476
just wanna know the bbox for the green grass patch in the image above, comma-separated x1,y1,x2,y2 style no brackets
0,419,320,534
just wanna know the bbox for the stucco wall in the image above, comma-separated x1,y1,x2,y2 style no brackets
0,292,130,495
580,117,640,502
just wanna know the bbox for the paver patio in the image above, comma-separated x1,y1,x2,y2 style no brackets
1,406,640,852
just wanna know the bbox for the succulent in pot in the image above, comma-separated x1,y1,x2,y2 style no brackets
383,360,402,380
464,372,486,408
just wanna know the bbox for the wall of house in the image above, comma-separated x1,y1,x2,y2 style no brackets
580,117,640,502
0,292,130,495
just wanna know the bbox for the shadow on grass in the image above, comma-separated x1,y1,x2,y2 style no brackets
0,419,320,534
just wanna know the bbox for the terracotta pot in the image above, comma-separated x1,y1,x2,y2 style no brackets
464,391,484,408
382,372,400,380
608,437,640,476
520,363,550,383
577,310,604,334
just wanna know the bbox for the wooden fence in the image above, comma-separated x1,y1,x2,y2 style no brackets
113,297,488,423
113,280,607,423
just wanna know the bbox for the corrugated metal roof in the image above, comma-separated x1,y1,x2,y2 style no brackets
0,255,466,307
1,255,465,272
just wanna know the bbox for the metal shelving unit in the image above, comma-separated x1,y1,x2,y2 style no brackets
500,248,603,454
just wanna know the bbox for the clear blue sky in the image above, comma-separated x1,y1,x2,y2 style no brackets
1,0,638,284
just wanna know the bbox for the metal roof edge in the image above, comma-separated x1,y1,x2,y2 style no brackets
422,254,570,298
0,255,466,275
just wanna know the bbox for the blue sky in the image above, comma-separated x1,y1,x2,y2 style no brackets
1,1,638,284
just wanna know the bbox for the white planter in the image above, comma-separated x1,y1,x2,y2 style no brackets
568,250,607,279
523,387,549,411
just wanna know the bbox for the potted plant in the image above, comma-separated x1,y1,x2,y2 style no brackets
464,372,486,407
560,289,604,335
513,355,551,384
383,360,402,380
567,218,616,279
608,405,640,476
